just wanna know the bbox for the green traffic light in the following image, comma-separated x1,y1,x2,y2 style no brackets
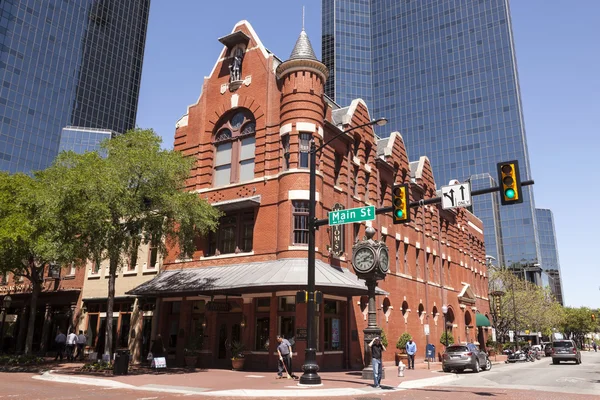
505,188,515,199
395,209,404,218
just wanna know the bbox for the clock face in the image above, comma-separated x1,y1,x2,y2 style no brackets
353,247,375,273
379,248,389,273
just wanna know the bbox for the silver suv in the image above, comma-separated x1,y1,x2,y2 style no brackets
442,343,492,373
551,340,581,364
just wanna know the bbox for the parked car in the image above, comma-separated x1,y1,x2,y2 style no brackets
544,343,553,357
551,340,581,364
442,343,492,373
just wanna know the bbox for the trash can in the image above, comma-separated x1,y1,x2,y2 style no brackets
113,349,130,376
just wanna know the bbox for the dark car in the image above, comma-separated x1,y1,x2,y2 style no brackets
551,340,581,364
544,343,553,357
442,343,491,373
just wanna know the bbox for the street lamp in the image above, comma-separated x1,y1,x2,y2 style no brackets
0,295,13,354
300,117,387,386
442,305,449,348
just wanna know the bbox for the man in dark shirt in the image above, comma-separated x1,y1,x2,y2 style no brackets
368,336,386,388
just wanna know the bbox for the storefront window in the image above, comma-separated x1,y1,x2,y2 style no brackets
256,298,270,312
324,300,341,351
278,296,295,312
255,316,270,351
119,314,131,348
87,314,99,346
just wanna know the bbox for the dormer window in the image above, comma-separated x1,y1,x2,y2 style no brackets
213,110,256,187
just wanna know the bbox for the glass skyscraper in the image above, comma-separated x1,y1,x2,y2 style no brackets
0,0,150,173
535,208,564,305
323,0,541,270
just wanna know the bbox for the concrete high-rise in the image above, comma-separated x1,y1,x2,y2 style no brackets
323,0,542,272
0,0,150,173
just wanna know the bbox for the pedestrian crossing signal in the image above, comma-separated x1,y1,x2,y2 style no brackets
497,160,523,205
392,183,410,224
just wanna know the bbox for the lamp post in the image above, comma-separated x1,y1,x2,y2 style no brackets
0,295,13,354
442,305,449,348
300,117,387,386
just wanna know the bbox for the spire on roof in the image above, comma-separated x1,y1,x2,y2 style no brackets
289,29,318,61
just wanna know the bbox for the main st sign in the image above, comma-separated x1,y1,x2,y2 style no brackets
328,205,376,226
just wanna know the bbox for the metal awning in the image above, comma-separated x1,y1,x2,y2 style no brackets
218,30,250,49
211,195,261,212
127,258,388,297
476,313,491,327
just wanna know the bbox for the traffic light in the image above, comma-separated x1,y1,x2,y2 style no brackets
392,183,410,224
497,160,523,205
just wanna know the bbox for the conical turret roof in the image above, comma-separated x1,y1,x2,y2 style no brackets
289,29,318,61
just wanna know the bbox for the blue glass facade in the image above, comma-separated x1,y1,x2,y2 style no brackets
535,208,564,305
0,0,150,173
323,0,541,269
59,126,113,156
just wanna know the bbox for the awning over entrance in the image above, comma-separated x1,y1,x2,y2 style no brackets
476,313,491,327
127,258,388,297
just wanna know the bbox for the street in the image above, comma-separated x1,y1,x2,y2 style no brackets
435,350,600,396
0,353,598,400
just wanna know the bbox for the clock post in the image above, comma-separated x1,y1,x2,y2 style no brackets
351,226,389,380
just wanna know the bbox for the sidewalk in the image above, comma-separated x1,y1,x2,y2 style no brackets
33,359,469,397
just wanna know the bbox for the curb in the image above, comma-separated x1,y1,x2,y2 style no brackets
33,369,459,397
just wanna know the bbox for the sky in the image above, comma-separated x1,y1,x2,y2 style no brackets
136,1,600,308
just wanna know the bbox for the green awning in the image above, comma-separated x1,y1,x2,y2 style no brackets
476,313,491,327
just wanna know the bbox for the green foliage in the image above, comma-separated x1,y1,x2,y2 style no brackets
230,340,246,359
396,332,412,351
38,129,221,356
185,334,204,356
81,361,112,372
561,307,596,348
0,355,44,366
487,267,565,342
440,331,455,347
378,327,389,348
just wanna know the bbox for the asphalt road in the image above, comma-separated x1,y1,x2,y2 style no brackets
435,349,600,396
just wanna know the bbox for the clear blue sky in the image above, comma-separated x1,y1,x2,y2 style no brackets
136,1,600,308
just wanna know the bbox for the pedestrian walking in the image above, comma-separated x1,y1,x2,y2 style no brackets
368,336,386,388
76,331,87,361
54,330,66,361
593,341,597,352
406,337,417,370
66,330,77,361
276,335,297,379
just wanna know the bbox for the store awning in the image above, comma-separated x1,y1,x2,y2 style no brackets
127,258,388,297
476,313,491,327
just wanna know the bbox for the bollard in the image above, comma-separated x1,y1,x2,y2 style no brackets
398,361,405,377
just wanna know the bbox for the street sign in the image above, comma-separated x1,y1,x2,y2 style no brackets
424,324,430,336
328,205,375,226
441,182,472,210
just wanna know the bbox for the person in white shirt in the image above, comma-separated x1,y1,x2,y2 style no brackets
66,331,77,362
54,330,66,361
76,331,87,361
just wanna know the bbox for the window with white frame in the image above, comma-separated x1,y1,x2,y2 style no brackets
292,201,309,245
213,110,256,187
299,133,311,168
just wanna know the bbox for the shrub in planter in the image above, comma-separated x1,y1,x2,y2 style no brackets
440,331,455,347
394,333,412,365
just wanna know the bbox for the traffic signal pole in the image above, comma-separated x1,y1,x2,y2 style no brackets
314,180,534,228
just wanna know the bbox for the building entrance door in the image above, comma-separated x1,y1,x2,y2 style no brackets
215,313,241,368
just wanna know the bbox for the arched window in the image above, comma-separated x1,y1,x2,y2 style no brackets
213,110,256,187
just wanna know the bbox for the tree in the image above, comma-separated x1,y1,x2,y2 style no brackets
561,307,595,349
0,173,72,355
40,129,220,358
488,267,564,342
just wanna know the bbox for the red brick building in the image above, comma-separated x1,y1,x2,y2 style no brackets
0,265,84,354
130,21,491,370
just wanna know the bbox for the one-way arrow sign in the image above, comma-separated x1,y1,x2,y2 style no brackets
441,182,472,210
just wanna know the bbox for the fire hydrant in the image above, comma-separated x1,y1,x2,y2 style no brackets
398,361,405,377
